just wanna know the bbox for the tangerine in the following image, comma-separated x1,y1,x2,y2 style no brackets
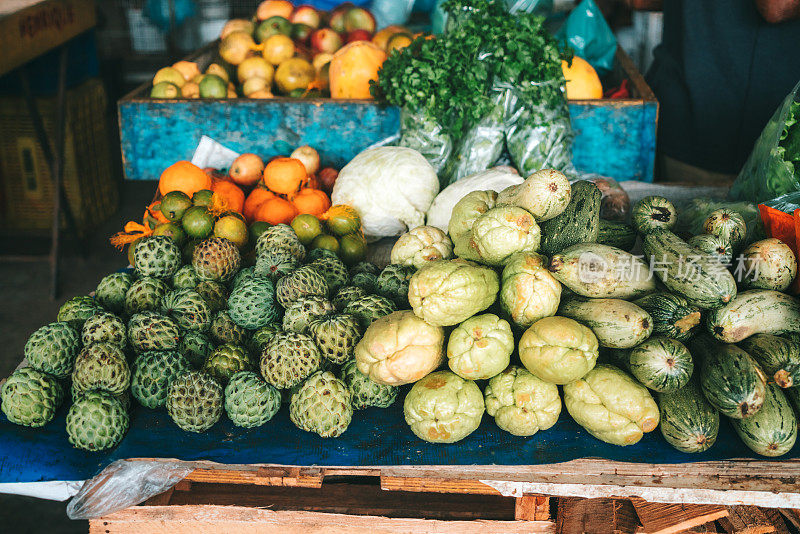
159,161,212,197
254,196,299,225
263,157,307,195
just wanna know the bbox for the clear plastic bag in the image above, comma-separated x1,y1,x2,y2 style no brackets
371,0,416,27
585,175,630,221
397,106,454,178
763,191,800,214
506,80,575,177
66,460,193,520
677,199,766,245
440,83,517,186
507,0,553,15
730,80,800,204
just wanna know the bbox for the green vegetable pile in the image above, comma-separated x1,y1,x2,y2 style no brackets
371,0,573,185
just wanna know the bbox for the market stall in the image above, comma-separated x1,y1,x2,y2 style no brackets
4,1,800,532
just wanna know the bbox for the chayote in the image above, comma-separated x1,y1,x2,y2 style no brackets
500,252,561,327
484,365,562,436
461,206,541,266
447,314,514,380
408,259,500,327
518,316,598,385
403,370,485,443
355,310,444,386
448,190,497,245
563,364,660,446
390,226,454,269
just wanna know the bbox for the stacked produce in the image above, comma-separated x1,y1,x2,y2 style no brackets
1,204,413,449
151,1,416,100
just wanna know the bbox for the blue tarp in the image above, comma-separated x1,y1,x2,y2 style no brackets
1,399,796,483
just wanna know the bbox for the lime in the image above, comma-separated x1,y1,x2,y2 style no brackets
339,233,367,265
214,215,249,249
160,191,192,221
192,189,214,207
151,81,180,98
153,67,186,88
311,234,340,254
249,221,272,242
199,74,228,98
152,222,186,245
255,16,292,43
182,206,215,239
291,214,322,245
325,207,361,236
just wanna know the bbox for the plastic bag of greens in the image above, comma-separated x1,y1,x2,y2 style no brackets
763,191,800,214
397,107,454,176
678,198,766,244
506,79,575,177
730,80,800,204
440,82,517,185
507,0,553,15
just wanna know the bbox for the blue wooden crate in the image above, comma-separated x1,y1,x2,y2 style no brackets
119,48,656,181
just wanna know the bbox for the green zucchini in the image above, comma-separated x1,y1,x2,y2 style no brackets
632,292,701,341
738,334,800,388
598,220,636,251
658,377,719,453
642,229,737,309
703,208,747,253
690,335,767,419
548,243,656,299
731,384,797,457
706,289,800,343
687,234,732,265
628,336,693,393
557,297,653,349
632,196,677,234
539,180,601,256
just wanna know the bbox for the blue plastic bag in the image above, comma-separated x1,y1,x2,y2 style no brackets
371,0,416,27
144,0,196,31
556,0,616,74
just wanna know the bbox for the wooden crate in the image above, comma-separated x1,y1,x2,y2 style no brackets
89,460,800,533
118,46,657,182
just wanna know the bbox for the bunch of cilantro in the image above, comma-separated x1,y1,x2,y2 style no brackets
371,0,572,180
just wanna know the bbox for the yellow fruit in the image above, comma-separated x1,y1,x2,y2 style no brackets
248,90,274,99
562,57,603,100
237,56,274,84
181,82,200,98
312,52,333,71
386,33,413,54
220,18,254,39
151,81,180,98
153,67,186,88
275,58,315,94
372,25,407,50
172,61,201,81
219,31,256,65
206,63,230,83
262,34,295,65
242,77,270,96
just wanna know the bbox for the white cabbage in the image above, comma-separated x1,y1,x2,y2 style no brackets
331,147,439,238
426,168,524,231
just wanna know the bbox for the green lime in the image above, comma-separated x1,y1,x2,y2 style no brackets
291,214,322,245
325,208,361,236
255,16,292,42
339,233,366,265
199,74,227,98
151,81,180,98
192,189,214,207
182,206,215,239
311,234,340,254
160,191,192,221
152,222,186,245
249,221,272,242
214,215,249,249
288,88,306,98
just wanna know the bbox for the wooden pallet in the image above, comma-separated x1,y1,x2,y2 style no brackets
89,460,800,534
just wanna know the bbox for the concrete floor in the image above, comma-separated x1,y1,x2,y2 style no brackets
0,181,153,532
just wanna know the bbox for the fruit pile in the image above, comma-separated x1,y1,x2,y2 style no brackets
151,1,417,100
117,145,367,267
0,221,415,449
369,167,800,456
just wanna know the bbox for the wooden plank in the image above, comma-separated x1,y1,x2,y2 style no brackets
186,466,323,488
381,476,501,496
556,497,639,534
515,495,551,521
630,498,728,534
760,510,790,534
718,506,776,534
90,505,556,534
777,509,800,530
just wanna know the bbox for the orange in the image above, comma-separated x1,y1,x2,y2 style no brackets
263,157,307,195
254,196,299,225
211,179,246,214
292,188,330,216
159,161,212,197
257,0,293,21
562,57,603,100
243,187,276,222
